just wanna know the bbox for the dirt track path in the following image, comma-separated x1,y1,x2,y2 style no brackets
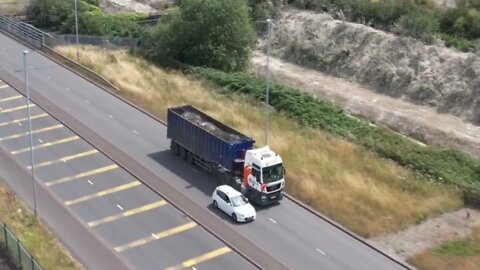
251,51,480,158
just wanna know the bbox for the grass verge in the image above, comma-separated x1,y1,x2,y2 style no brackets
56,45,463,237
408,220,480,270
0,183,82,270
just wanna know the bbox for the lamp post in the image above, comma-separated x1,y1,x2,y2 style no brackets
74,0,80,61
23,50,37,217
264,19,275,146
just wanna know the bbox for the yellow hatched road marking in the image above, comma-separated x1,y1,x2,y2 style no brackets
11,136,80,155
88,200,167,227
0,104,36,113
65,181,141,206
45,164,118,186
164,247,232,270
114,222,197,253
0,124,63,142
27,149,98,169
0,113,48,127
0,95,22,103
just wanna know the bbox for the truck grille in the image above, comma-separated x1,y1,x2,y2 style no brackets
266,183,281,192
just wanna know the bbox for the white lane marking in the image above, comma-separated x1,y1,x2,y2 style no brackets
116,204,123,211
152,233,159,239
66,88,70,92
268,217,277,224
87,180,93,185
17,122,22,126
316,248,326,255
192,267,198,270
38,139,43,143
133,130,138,134
108,114,114,119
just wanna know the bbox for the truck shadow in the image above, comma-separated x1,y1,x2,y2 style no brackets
147,149,222,197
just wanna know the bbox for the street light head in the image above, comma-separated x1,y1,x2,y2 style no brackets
23,50,29,54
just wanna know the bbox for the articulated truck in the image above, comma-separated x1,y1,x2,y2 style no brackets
167,105,285,206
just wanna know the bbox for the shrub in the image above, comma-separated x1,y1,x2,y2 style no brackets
139,0,255,72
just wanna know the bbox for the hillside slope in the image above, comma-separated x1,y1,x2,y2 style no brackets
259,9,480,125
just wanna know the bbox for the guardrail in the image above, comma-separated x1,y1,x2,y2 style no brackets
0,12,44,48
0,221,43,270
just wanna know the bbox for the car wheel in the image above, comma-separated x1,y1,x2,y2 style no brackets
232,213,237,222
213,200,218,208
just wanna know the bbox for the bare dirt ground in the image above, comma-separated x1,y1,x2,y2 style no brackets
251,51,480,158
369,209,480,259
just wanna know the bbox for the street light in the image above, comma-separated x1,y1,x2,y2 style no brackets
74,0,80,61
264,19,275,146
23,50,38,217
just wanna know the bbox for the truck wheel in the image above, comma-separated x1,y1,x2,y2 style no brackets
222,174,230,185
179,147,187,160
170,142,179,156
186,152,194,165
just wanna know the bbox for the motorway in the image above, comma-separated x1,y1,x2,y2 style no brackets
0,32,408,270
0,75,255,268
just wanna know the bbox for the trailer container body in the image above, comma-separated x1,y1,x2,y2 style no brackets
167,105,254,172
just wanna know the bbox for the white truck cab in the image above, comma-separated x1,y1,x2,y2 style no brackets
241,146,285,205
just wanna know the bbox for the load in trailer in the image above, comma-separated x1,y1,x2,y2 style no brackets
167,105,285,206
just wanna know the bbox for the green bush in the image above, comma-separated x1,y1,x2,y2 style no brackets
192,67,480,189
27,0,73,30
139,0,254,72
396,10,439,42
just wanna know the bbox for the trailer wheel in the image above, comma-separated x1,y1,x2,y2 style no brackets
170,142,179,156
179,147,187,160
186,152,194,165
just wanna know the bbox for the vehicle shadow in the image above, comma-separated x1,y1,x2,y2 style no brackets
205,204,255,225
147,149,222,197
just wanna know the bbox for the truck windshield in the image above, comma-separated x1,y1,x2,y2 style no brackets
231,195,248,207
262,164,284,183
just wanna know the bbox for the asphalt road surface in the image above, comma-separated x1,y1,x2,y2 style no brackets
0,32,408,270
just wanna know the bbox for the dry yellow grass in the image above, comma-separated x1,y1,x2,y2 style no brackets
0,184,82,269
57,45,463,237
408,221,480,270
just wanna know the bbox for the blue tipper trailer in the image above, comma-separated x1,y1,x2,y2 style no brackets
167,105,255,185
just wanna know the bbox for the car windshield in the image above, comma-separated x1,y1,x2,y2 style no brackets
262,164,284,183
230,195,248,207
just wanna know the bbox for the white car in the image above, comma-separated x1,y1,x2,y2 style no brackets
212,185,256,222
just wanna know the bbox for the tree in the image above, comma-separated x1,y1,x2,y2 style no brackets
141,0,255,72
27,0,73,29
